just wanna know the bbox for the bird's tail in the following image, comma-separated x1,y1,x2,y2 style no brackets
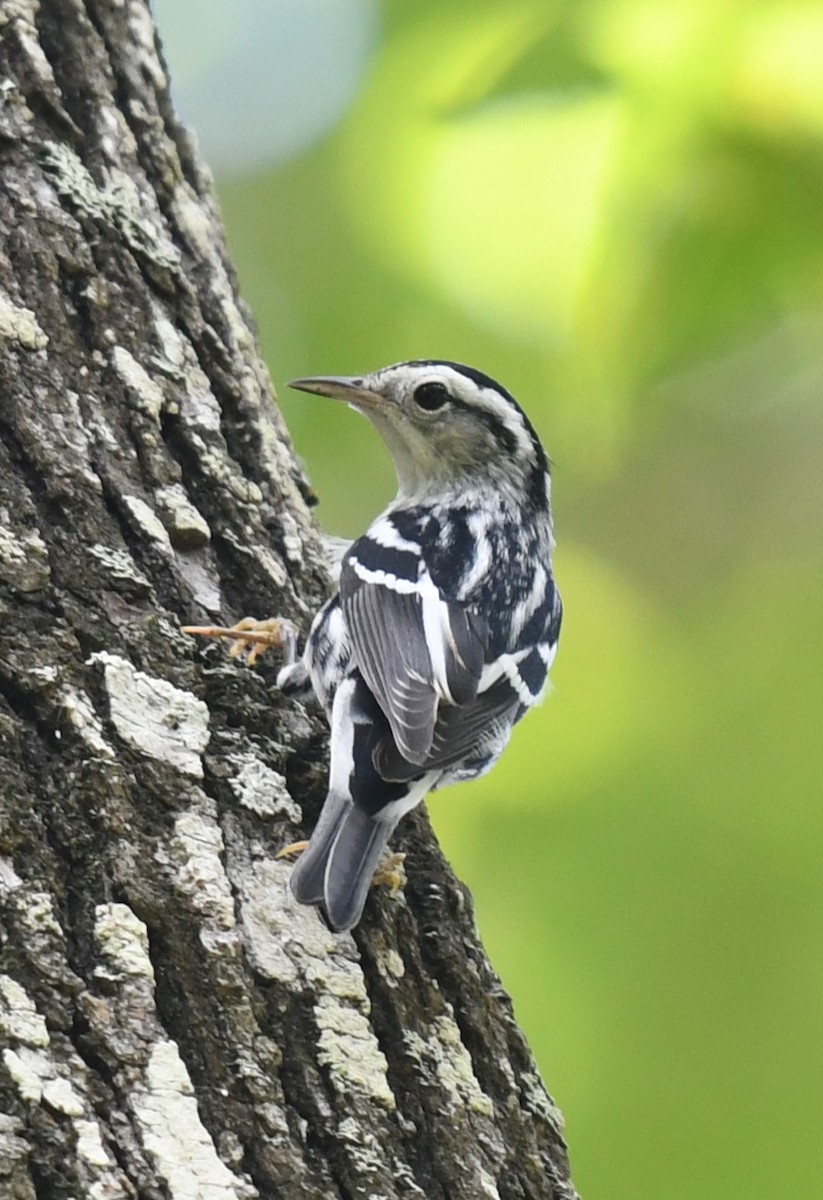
289,794,392,932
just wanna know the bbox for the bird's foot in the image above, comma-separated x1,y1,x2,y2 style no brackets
182,617,299,667
276,840,309,860
276,842,407,893
371,851,407,894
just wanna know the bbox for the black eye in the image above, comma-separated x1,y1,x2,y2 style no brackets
413,381,450,411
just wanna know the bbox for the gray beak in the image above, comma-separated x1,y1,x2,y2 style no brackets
288,375,381,411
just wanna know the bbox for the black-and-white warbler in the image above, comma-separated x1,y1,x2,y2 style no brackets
278,360,562,931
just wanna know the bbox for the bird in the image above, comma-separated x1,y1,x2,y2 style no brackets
273,360,563,932
186,360,562,931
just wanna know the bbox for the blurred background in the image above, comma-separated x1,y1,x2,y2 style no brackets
152,2,823,1196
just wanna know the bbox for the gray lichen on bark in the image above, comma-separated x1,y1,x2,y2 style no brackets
0,1,578,1197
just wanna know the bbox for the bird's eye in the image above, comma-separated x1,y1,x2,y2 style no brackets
413,381,450,412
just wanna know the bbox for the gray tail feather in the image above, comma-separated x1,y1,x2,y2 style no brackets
289,791,350,906
289,794,391,932
323,806,391,932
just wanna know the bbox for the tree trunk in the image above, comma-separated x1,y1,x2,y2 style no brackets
0,2,578,1197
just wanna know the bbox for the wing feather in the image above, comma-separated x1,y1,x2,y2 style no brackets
373,677,519,781
340,553,486,766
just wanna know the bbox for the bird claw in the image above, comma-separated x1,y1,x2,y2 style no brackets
276,841,407,893
182,617,299,667
371,851,407,894
276,840,309,860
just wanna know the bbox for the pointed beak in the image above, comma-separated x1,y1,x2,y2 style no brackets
288,375,383,413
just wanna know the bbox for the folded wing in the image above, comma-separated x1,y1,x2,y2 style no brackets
340,552,487,767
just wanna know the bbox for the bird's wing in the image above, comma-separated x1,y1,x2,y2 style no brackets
372,676,519,781
340,552,487,766
372,638,556,781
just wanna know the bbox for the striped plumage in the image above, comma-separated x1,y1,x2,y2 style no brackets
281,361,562,931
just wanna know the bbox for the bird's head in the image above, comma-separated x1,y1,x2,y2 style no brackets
288,360,551,510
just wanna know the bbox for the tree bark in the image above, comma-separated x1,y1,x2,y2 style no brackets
0,2,578,1197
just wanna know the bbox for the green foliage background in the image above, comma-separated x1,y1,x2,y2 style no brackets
161,2,823,1195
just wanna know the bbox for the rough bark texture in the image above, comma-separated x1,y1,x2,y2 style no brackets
0,3,578,1198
